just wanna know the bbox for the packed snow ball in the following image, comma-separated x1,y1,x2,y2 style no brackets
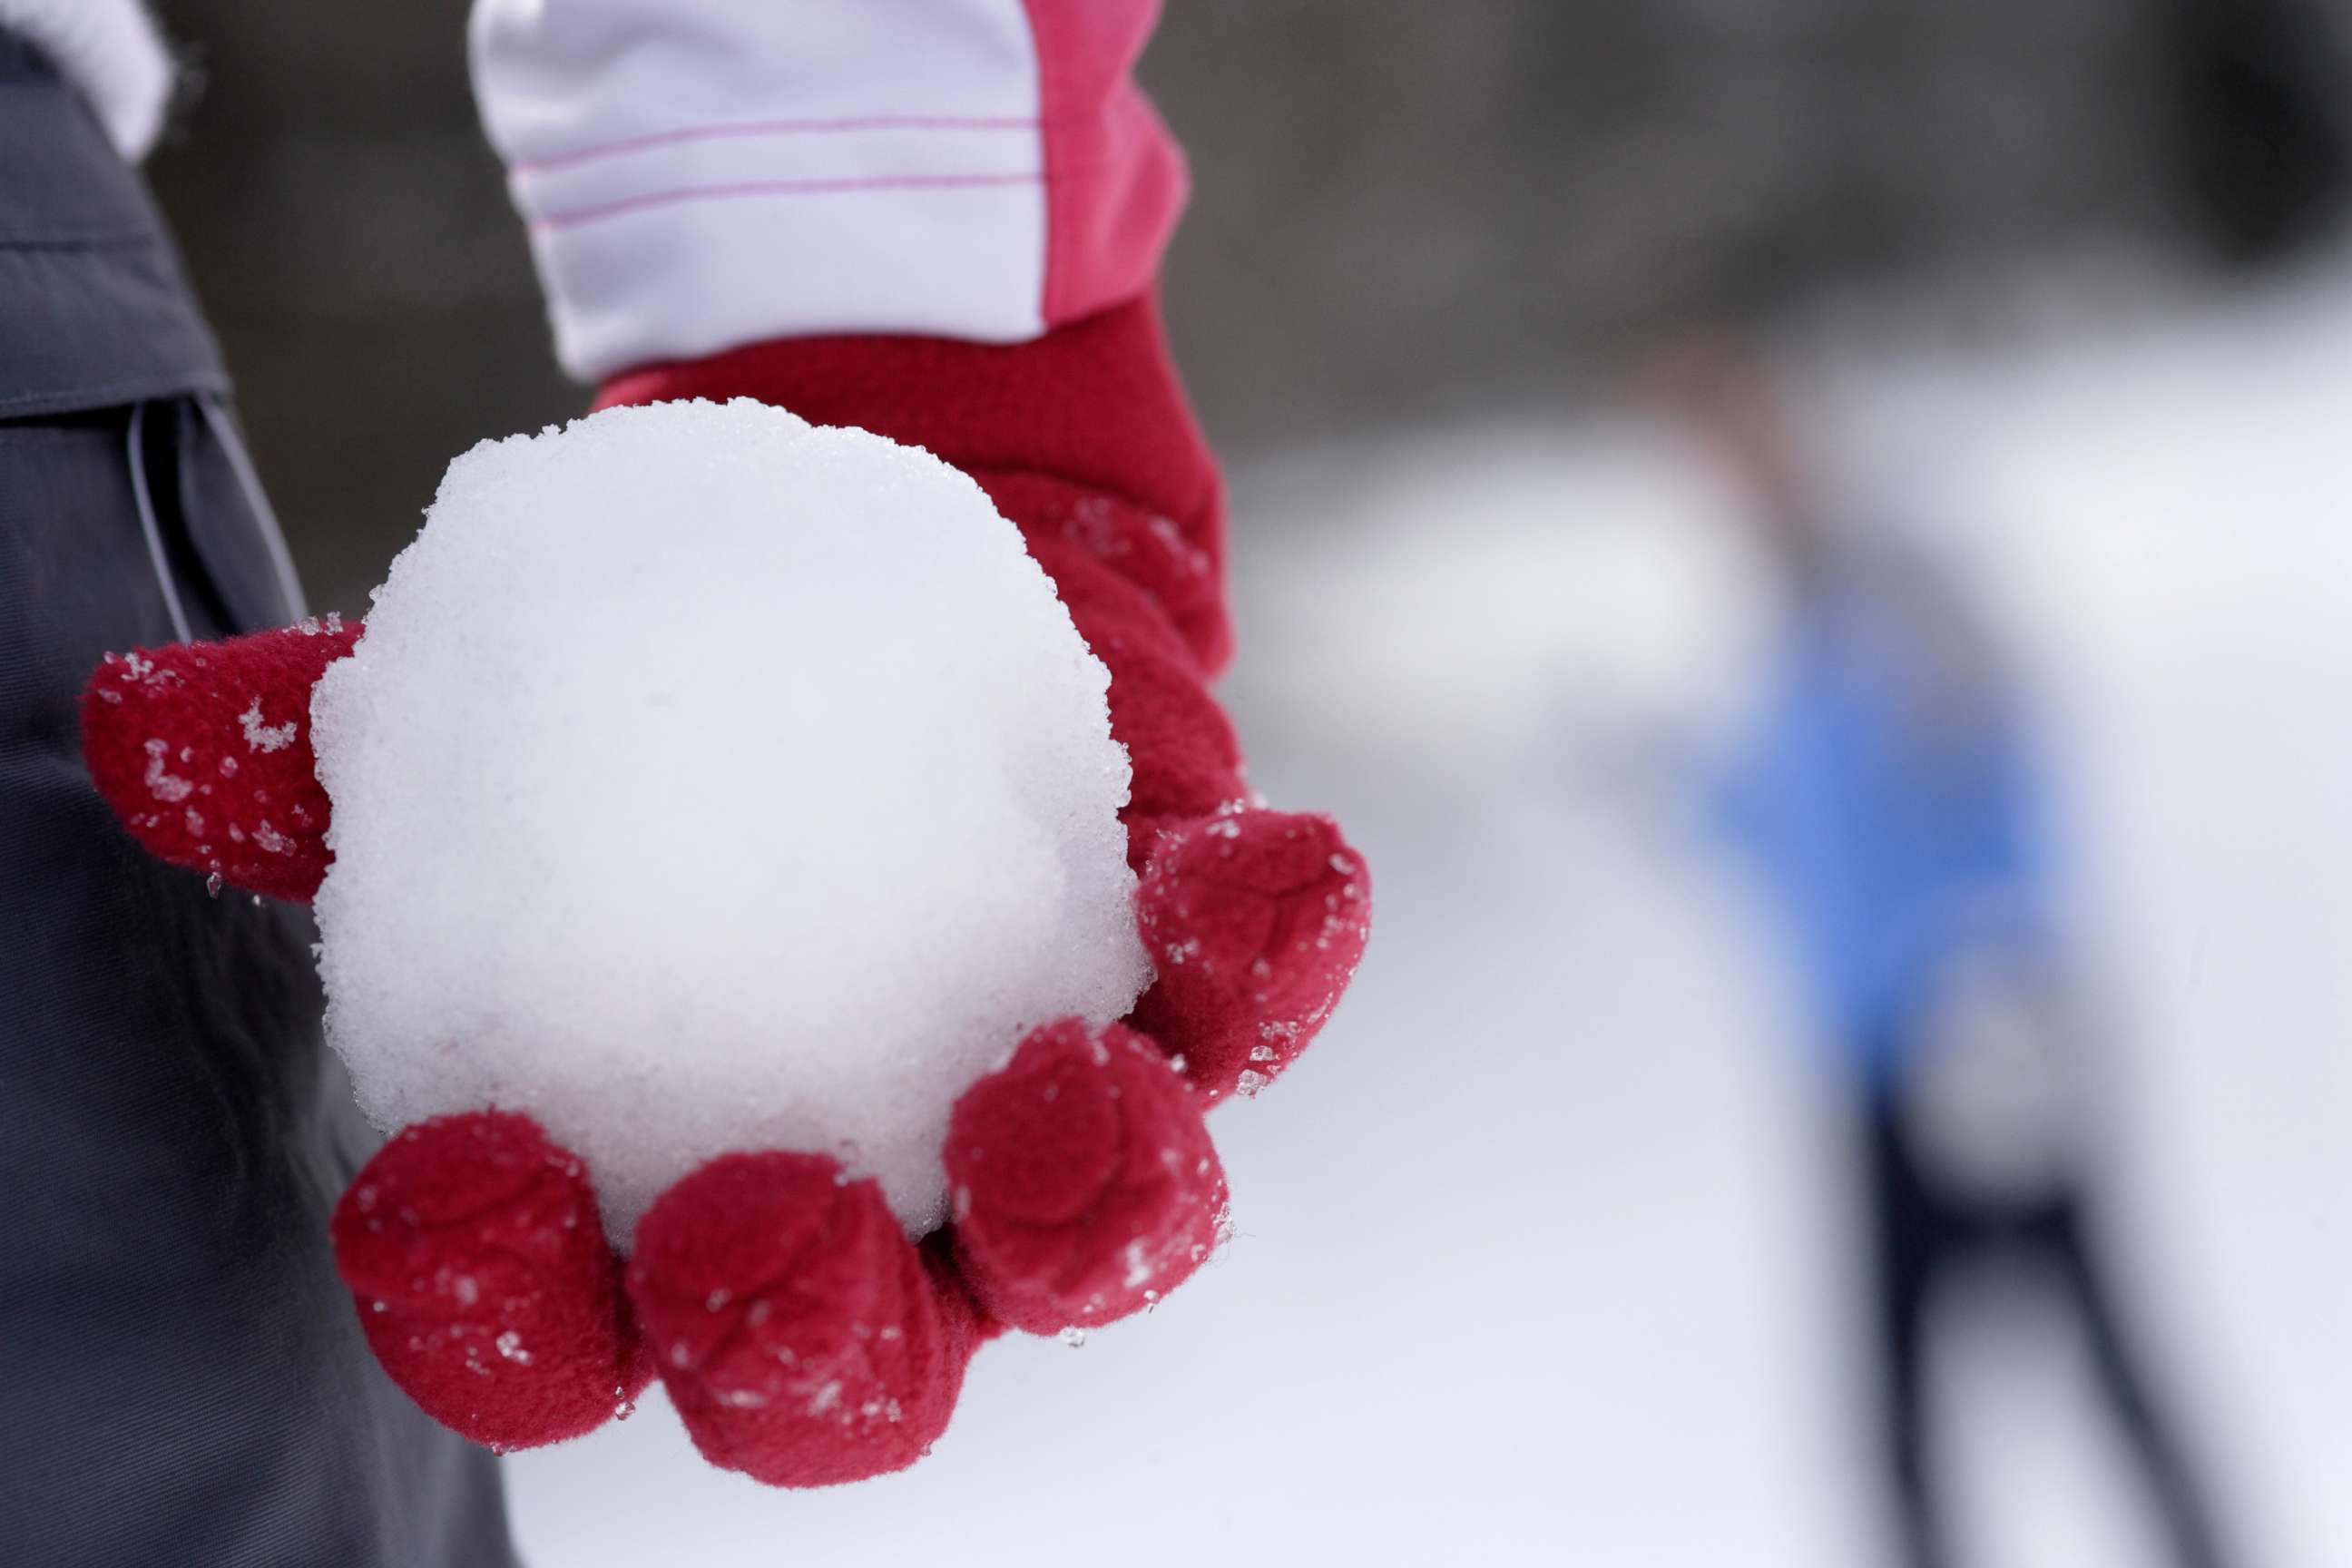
310,400,1150,1244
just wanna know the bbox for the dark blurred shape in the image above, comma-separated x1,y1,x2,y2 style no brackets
143,0,567,619
2158,0,2352,264
1657,332,2234,1568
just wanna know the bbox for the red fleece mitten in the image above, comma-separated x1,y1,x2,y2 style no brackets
600,298,1370,1480
945,1019,1228,1334
602,296,1374,1100
80,296,1370,1487
81,616,356,900
627,1154,988,1488
330,1112,652,1451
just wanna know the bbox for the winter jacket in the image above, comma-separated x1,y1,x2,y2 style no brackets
8,0,1183,376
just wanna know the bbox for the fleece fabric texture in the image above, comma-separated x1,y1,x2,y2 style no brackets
946,1018,1227,1333
329,1112,652,1452
627,1151,989,1488
77,299,1371,1487
597,293,1233,677
1132,812,1371,1102
81,618,356,901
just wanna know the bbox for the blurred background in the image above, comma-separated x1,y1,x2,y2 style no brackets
146,2,2352,1563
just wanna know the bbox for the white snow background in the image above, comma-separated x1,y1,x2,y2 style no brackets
507,266,2352,1566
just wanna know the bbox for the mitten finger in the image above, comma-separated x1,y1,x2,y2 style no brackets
628,1152,987,1488
331,1111,649,1451
945,1018,1226,1334
81,618,359,900
1129,811,1372,1101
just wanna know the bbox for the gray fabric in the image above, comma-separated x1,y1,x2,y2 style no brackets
0,34,225,419
0,32,517,1568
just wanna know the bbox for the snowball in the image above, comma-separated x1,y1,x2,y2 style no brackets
310,400,1148,1244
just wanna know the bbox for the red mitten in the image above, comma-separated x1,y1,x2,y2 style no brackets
81,616,357,901
603,297,1372,1471
945,1018,1227,1334
331,1112,652,1451
600,294,1375,1102
78,296,1371,1486
627,1153,989,1487
83,631,670,1448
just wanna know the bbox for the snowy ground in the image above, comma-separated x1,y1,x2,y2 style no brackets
507,267,2352,1566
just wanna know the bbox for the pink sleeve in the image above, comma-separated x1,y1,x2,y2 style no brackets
470,0,1184,381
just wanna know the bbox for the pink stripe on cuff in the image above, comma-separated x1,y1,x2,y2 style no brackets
531,172,1048,233
1020,0,1186,327
513,115,1044,177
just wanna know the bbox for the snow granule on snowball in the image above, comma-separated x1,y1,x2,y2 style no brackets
310,400,1149,1243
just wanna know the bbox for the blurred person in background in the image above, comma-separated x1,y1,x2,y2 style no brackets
1653,332,2234,1568
3,0,1212,1561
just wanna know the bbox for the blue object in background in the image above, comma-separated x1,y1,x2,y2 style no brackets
1711,544,2053,1083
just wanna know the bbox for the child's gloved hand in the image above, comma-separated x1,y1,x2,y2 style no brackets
79,297,1370,1485
597,295,1368,1104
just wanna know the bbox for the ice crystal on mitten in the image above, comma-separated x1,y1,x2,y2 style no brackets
309,401,1149,1244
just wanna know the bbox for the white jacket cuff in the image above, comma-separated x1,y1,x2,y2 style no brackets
0,0,173,161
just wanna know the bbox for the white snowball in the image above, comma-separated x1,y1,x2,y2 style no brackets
310,400,1148,1245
